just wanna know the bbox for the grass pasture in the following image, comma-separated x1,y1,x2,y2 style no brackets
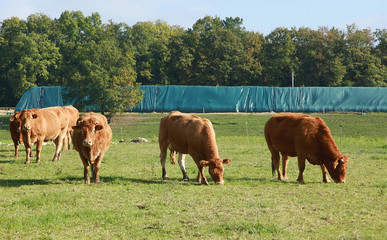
0,112,386,239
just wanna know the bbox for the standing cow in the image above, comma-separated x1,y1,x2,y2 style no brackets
9,112,26,158
264,113,349,183
20,107,70,164
159,111,232,185
72,112,112,184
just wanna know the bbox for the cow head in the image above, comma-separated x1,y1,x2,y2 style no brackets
20,110,37,132
73,118,103,148
200,158,232,184
328,155,349,183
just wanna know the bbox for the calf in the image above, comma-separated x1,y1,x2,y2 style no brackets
159,111,231,185
264,113,349,183
72,112,112,184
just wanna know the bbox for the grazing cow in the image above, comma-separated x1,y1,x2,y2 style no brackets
62,105,79,150
159,111,232,185
72,112,112,184
9,112,24,158
264,113,349,183
20,107,69,164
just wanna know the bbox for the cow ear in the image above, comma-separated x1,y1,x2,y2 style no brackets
223,158,232,164
10,117,15,121
200,160,210,167
95,125,103,131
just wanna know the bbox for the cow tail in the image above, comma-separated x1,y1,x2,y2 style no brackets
271,156,275,177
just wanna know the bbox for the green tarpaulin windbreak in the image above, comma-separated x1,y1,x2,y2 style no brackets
132,86,387,113
15,86,387,113
15,86,64,112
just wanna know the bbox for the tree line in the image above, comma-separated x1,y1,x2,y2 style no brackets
1,11,386,109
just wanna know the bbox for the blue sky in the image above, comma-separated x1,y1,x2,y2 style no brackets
0,0,386,35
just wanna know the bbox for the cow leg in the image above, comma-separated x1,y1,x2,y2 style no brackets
194,159,208,185
297,156,306,184
80,154,90,184
271,150,285,181
281,153,289,181
35,139,44,163
93,153,104,184
320,164,331,183
66,131,72,150
13,140,19,158
196,166,208,185
25,145,31,164
62,133,69,151
52,135,65,161
159,141,168,180
178,153,189,181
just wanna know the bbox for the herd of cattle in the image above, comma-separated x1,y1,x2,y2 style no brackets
8,106,349,184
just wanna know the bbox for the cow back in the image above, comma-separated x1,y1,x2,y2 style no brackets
160,111,219,159
265,113,341,163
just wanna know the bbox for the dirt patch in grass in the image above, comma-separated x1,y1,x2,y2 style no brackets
110,115,152,125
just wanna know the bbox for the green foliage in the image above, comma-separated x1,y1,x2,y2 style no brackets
0,12,386,107
0,113,386,239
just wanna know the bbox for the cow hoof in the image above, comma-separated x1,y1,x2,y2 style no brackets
201,180,209,185
25,161,30,164
162,177,169,180
323,179,331,183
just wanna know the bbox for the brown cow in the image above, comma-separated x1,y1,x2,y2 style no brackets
20,106,69,164
72,112,112,184
9,112,24,158
62,105,79,150
264,113,349,183
159,111,231,185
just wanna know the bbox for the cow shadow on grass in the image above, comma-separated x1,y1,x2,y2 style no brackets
227,176,326,185
58,176,164,185
0,178,55,187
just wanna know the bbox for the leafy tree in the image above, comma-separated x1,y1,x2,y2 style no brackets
63,39,143,121
262,27,297,86
0,17,60,105
374,29,387,66
342,24,386,86
241,32,264,85
173,16,251,86
129,20,184,85
293,27,346,86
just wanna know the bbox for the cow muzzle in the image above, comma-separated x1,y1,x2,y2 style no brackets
216,181,225,185
334,179,345,183
83,139,93,147
23,125,31,131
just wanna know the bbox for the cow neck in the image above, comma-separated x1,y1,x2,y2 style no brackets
202,129,219,160
318,131,341,163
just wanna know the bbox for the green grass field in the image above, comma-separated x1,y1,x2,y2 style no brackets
0,112,386,239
